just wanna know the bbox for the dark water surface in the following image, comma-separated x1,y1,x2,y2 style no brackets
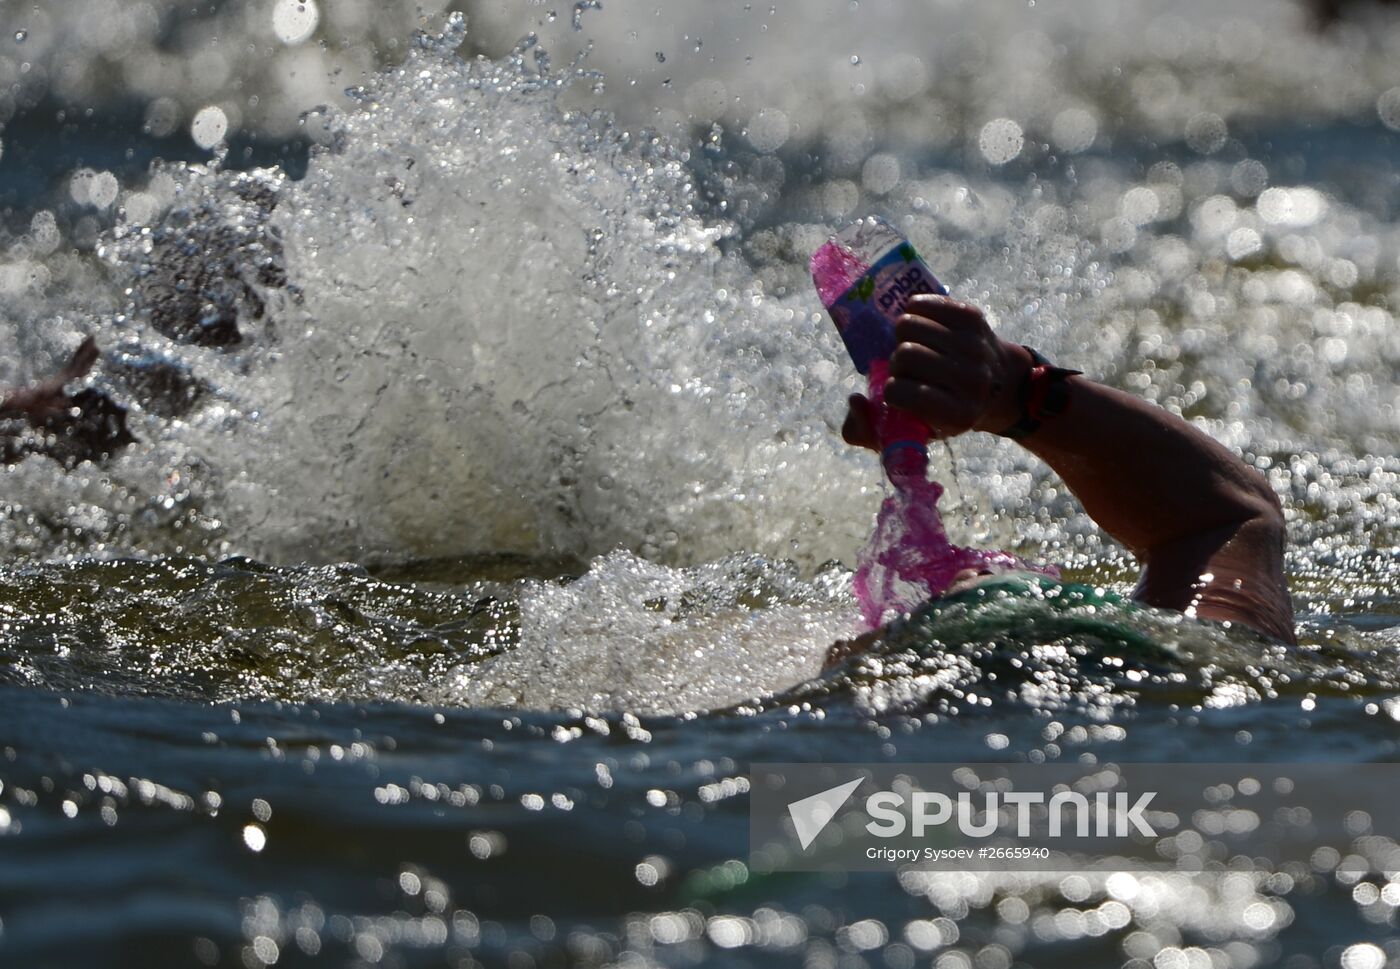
3,554,1400,967
3,682,1398,968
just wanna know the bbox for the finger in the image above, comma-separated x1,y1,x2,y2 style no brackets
893,315,953,351
889,341,954,383
892,341,994,401
894,315,981,353
904,293,988,331
60,337,99,382
841,393,878,449
884,377,979,436
841,393,879,451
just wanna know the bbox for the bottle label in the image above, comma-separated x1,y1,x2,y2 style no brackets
825,243,946,374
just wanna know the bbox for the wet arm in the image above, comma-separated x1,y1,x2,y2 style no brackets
844,295,1295,644
1011,360,1296,643
0,337,99,424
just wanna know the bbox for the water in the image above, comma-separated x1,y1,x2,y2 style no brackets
2,0,1400,965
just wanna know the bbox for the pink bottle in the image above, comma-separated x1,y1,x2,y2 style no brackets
811,217,945,484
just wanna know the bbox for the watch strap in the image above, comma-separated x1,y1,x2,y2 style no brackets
996,346,1082,440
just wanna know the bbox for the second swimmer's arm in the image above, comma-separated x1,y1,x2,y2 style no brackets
0,337,100,424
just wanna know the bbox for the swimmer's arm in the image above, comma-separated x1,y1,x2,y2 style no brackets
1015,376,1295,644
842,294,1294,644
0,337,99,425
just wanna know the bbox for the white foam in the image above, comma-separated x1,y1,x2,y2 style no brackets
189,21,878,566
445,550,857,713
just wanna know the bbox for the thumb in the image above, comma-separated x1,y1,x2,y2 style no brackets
841,393,879,451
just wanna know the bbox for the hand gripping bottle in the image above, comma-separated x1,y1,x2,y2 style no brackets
811,217,1049,628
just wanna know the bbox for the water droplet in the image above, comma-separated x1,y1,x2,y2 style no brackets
571,0,602,31
13,29,26,43
1377,87,1400,131
978,117,1024,165
190,106,229,150
272,0,319,46
850,54,861,66
655,51,665,63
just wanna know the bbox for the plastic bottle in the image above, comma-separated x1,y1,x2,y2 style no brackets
810,216,946,484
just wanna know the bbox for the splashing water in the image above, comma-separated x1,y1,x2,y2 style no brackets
571,0,603,32
54,12,876,571
809,237,868,306
811,235,1053,627
853,362,1050,627
446,549,856,713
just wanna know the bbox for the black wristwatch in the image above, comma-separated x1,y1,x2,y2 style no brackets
995,346,1082,440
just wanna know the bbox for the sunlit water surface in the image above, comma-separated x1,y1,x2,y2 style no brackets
2,2,1400,966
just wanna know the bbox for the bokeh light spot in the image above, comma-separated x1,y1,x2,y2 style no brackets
1377,86,1400,131
978,118,1024,165
272,0,320,46
191,106,229,149
1051,107,1097,154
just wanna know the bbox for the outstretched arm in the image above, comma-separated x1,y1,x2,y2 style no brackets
0,337,100,424
843,294,1295,644
0,337,135,468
